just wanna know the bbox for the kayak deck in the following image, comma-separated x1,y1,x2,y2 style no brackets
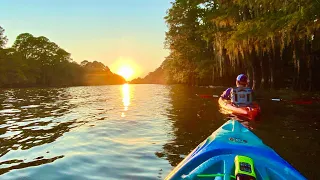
165,120,306,180
218,97,261,120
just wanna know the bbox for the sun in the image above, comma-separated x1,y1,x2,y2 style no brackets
110,56,141,81
117,66,134,80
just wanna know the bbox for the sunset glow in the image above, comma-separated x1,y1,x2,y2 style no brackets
122,83,130,110
110,57,141,81
118,66,134,81
121,83,131,117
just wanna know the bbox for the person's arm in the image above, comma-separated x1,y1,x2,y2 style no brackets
221,88,231,100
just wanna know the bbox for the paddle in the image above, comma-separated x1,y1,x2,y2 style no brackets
196,94,319,104
260,97,319,104
196,94,220,98
269,98,314,105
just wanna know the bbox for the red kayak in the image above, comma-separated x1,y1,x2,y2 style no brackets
218,97,261,120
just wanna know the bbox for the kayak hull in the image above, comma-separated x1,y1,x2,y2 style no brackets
165,120,306,180
218,97,261,120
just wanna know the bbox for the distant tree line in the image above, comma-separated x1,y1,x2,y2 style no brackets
131,0,320,91
0,26,125,88
130,66,167,84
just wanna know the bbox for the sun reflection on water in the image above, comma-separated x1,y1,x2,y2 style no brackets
121,84,131,117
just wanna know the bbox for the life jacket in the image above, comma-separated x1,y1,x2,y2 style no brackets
231,87,253,105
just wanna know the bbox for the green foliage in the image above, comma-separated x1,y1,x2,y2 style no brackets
0,48,27,86
0,26,8,48
160,0,320,90
0,28,125,88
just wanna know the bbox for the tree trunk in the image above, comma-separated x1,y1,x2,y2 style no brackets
269,53,274,89
252,68,256,90
309,56,312,91
251,51,260,90
243,5,250,21
212,65,215,85
260,56,264,89
293,38,300,90
255,54,262,90
260,54,269,89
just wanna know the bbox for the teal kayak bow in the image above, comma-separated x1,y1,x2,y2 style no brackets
165,120,306,180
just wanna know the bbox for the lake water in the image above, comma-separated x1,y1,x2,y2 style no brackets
0,84,319,179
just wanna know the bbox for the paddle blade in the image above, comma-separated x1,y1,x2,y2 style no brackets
196,94,220,98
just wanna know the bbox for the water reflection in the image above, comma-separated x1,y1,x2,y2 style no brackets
0,88,76,175
0,85,318,179
157,84,258,167
160,85,319,179
226,115,257,130
1,85,173,179
157,85,227,167
121,84,131,117
221,113,258,130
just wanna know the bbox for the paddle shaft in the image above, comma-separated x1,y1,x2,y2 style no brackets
196,94,318,104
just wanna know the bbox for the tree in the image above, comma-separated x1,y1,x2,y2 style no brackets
12,33,76,86
161,0,320,90
0,27,126,88
164,0,210,85
0,26,7,48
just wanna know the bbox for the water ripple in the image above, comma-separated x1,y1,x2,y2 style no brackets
0,85,318,179
0,85,173,179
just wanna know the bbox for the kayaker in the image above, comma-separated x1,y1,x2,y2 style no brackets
221,74,254,105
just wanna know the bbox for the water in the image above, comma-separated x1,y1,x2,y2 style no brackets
0,84,319,179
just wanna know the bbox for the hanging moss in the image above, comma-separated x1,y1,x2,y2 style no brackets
161,0,320,89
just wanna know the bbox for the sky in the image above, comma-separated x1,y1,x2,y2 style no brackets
0,0,172,80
